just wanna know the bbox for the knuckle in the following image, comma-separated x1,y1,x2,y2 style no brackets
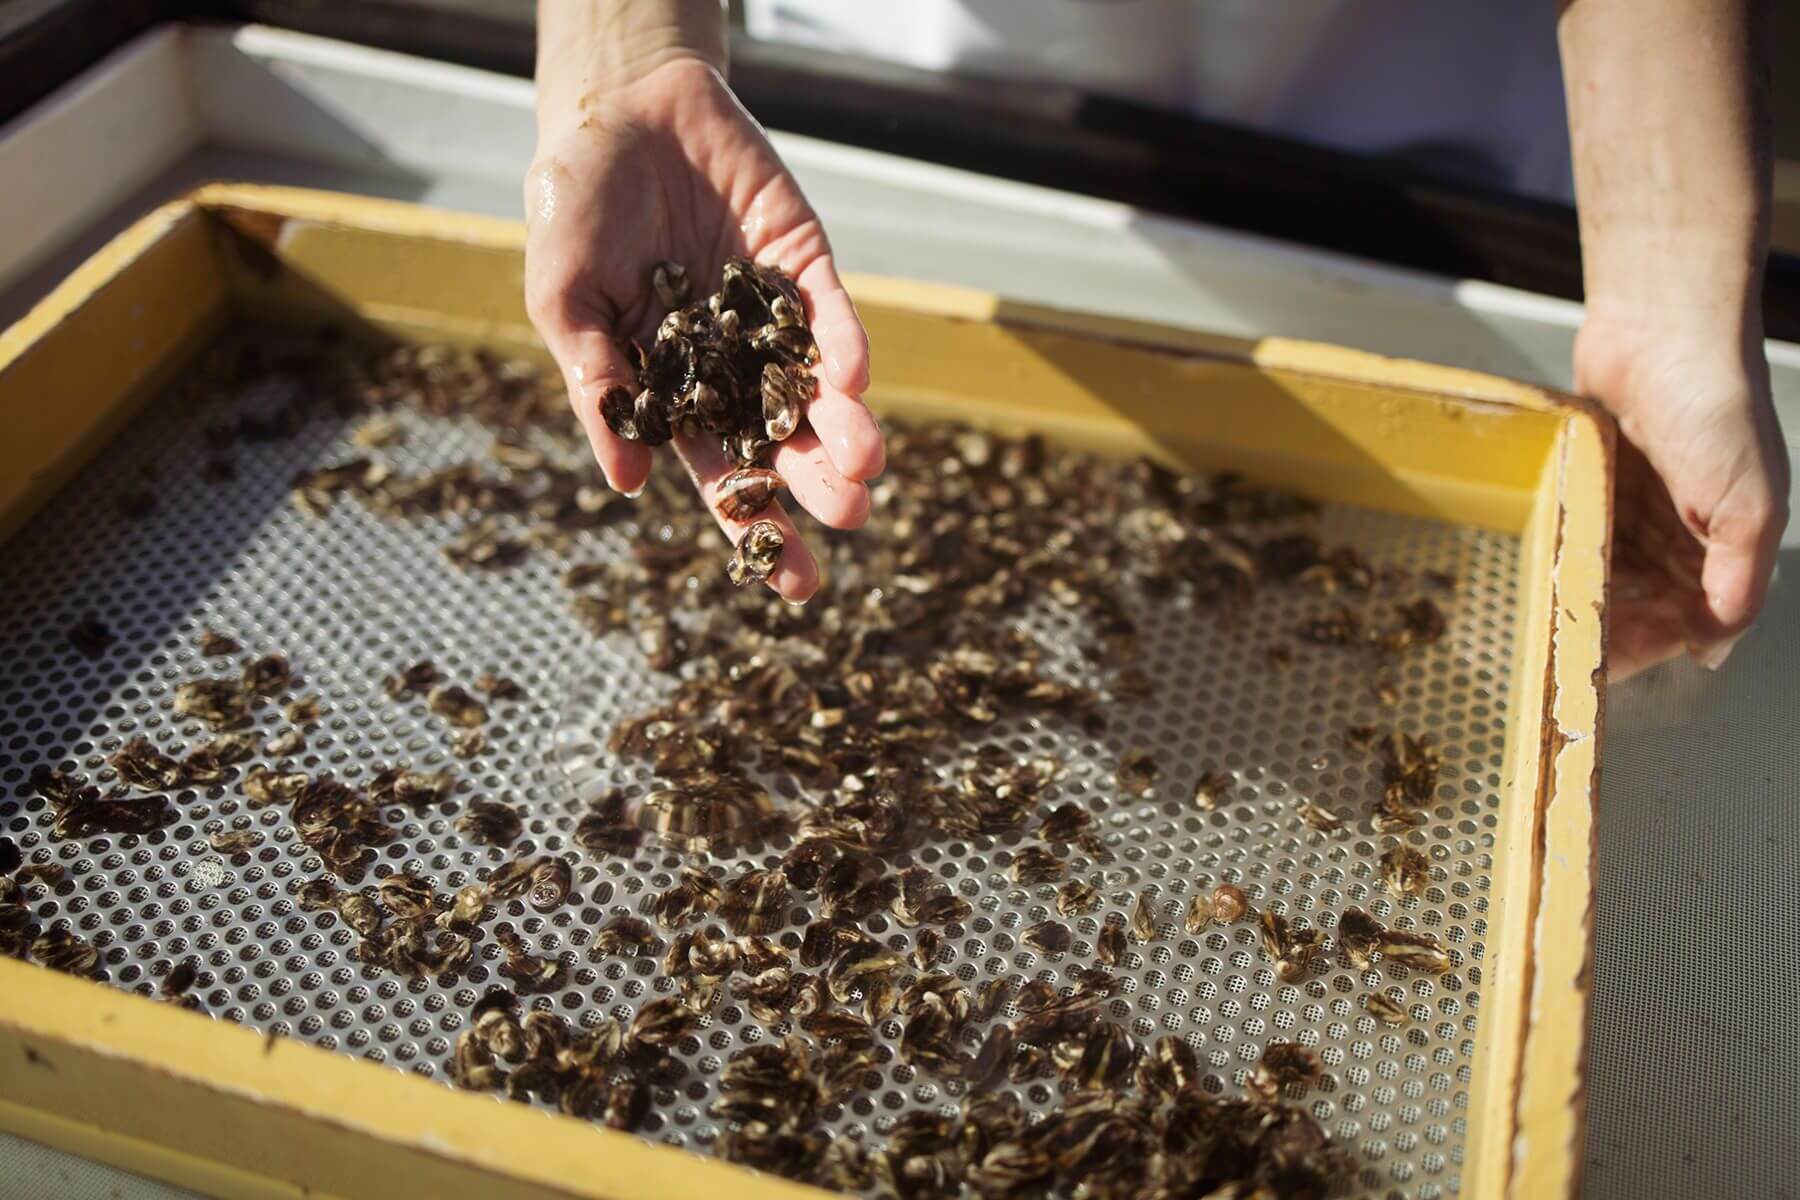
842,486,872,528
522,273,576,331
1740,489,1787,539
846,432,886,481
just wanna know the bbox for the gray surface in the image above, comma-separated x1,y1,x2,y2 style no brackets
1583,539,1800,1199
2,333,1518,1198
0,1131,197,1200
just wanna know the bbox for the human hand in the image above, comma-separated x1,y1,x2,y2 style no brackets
1573,313,1789,679
524,56,881,603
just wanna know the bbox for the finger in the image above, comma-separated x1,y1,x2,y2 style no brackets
796,255,871,396
770,427,871,530
805,376,886,482
674,434,821,603
538,323,653,495
1689,535,1780,670
1607,553,1692,680
1695,536,1775,638
1609,600,1689,681
1689,465,1789,652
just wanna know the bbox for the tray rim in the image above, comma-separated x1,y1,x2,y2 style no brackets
0,183,1608,1200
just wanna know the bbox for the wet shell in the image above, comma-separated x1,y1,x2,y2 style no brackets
197,629,240,657
109,736,182,792
1381,844,1430,897
31,927,98,976
1188,773,1231,813
1022,920,1072,956
1373,790,1429,833
52,794,175,838
1365,992,1410,1026
176,679,249,728
1298,800,1344,834
283,695,323,726
265,728,306,757
241,653,292,696
595,915,658,957
484,856,540,901
368,766,454,810
427,684,488,728
295,878,338,911
377,873,436,920
352,414,404,448
725,520,785,588
1118,748,1159,795
720,867,789,936
439,883,488,931
1338,906,1385,969
455,799,523,846
1376,929,1452,974
336,891,382,936
600,386,641,442
207,828,264,854
161,957,200,998
1136,1034,1199,1101
1260,910,1325,981
1210,883,1248,923
650,867,723,929
527,858,572,912
473,673,524,700
1184,891,1215,933
244,766,307,807
383,660,439,698
1070,1022,1138,1092
973,976,1012,1022
495,928,565,992
604,1075,651,1132
1096,921,1127,968
1056,880,1101,917
1009,845,1064,884
714,467,786,523
760,362,808,442
1247,1041,1322,1106
911,927,942,971
197,722,267,784
449,728,488,758
651,260,691,309
1129,892,1158,941
627,996,700,1048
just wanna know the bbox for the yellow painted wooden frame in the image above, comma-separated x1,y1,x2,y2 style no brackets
0,185,1608,1200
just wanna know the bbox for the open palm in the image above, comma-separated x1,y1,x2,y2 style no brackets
524,58,881,602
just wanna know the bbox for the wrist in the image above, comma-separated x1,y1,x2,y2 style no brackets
1574,288,1770,425
535,0,727,141
1580,226,1766,366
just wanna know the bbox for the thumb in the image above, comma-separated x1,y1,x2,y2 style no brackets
536,317,654,495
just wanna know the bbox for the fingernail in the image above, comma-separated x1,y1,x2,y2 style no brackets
621,484,644,499
1692,633,1743,671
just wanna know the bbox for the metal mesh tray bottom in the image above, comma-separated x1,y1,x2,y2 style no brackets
0,362,1516,1200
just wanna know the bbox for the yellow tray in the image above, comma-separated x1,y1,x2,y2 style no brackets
0,184,1607,1200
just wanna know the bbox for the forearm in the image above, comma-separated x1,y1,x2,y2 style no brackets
1558,0,1771,345
535,0,728,139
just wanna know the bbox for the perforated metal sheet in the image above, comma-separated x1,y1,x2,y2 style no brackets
0,343,1517,1200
